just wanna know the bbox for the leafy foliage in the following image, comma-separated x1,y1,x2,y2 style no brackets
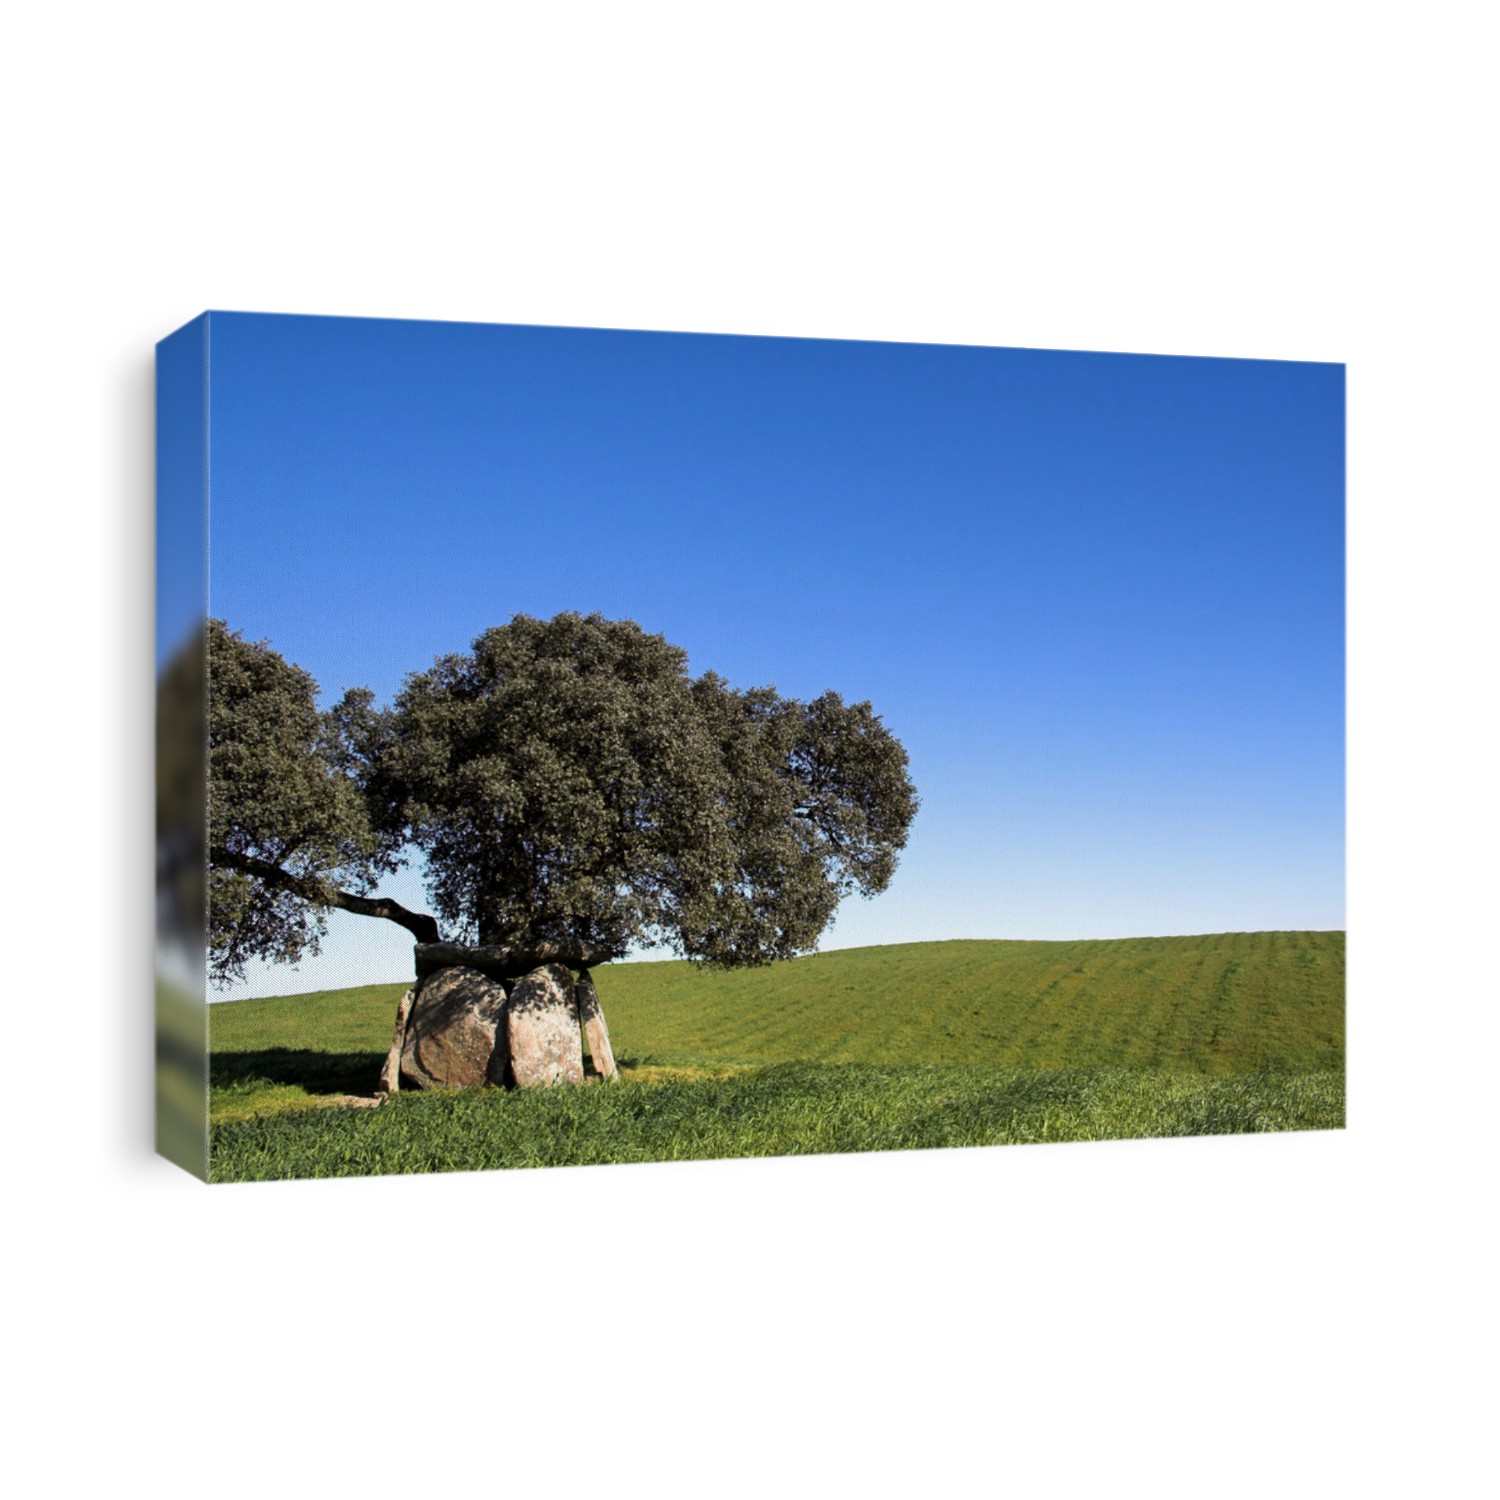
375,614,918,962
156,627,207,951
207,612,918,978
207,620,397,986
683,674,918,964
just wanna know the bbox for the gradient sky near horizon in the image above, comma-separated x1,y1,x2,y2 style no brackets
184,311,1344,999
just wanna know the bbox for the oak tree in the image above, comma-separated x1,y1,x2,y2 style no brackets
207,613,917,985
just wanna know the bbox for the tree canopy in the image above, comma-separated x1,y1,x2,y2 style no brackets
206,613,918,986
207,620,435,986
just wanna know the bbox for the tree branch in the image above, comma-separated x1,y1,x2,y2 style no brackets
221,851,440,943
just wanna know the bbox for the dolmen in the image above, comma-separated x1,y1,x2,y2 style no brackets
377,943,618,1095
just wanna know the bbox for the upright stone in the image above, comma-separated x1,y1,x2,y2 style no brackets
400,966,511,1090
377,985,417,1094
507,963,585,1087
576,968,618,1079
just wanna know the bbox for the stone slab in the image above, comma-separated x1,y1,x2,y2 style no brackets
400,966,510,1090
507,963,584,1087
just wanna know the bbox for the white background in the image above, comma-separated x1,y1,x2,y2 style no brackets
3,3,1494,1495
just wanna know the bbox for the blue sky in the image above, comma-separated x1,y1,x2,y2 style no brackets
188,312,1343,997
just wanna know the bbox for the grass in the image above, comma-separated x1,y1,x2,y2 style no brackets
208,931,1345,1182
211,1063,1344,1182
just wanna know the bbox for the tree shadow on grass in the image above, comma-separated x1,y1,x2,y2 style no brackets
211,1049,386,1096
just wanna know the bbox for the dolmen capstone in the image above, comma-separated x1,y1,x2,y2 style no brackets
378,950,617,1094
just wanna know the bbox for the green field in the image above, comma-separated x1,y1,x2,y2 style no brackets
209,931,1344,1181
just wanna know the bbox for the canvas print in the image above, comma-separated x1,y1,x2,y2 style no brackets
156,313,1345,1183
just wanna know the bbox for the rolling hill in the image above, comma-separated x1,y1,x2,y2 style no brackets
208,931,1344,1180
